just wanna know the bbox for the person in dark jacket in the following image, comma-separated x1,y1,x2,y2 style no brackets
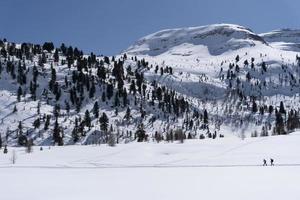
270,158,274,166
263,159,267,166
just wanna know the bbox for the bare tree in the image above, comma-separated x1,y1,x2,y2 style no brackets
175,128,185,143
10,150,17,164
107,132,116,147
26,139,33,153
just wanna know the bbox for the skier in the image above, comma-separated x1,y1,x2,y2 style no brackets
263,159,267,166
270,158,274,166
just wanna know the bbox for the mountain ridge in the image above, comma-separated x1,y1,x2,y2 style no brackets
125,23,300,56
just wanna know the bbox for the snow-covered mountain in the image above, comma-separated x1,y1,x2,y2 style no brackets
126,24,267,56
124,23,300,138
124,24,299,98
0,23,300,147
260,29,300,52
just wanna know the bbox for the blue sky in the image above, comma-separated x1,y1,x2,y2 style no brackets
1,0,299,55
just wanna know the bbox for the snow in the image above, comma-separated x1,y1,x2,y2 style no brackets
1,132,300,199
125,24,266,56
2,167,300,200
260,29,300,52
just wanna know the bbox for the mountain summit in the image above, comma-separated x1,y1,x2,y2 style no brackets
125,24,267,56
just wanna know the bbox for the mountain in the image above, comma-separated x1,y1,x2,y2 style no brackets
260,29,300,52
0,23,300,147
125,24,267,56
124,24,299,99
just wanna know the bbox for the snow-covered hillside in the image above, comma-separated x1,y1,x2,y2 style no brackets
260,29,300,52
0,23,299,147
124,23,300,139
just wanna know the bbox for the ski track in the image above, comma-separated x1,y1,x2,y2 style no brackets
1,163,300,169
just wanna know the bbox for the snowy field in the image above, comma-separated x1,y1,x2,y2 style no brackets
2,167,300,200
1,132,300,200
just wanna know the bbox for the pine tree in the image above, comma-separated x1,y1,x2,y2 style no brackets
252,101,258,113
279,101,286,114
287,110,300,132
43,42,54,52
37,101,41,115
72,118,79,143
123,88,128,106
89,81,96,98
44,115,51,130
18,121,23,136
33,118,41,129
84,110,91,128
13,105,18,113
106,84,114,100
17,86,22,102
49,66,56,91
53,119,61,145
72,127,79,143
130,80,136,94
275,111,285,135
54,49,59,63
99,112,109,133
124,107,131,121
203,109,208,124
136,123,146,142
235,55,240,63
261,62,267,72
97,65,106,80
92,101,99,118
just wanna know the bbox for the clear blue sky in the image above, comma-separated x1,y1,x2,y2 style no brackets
1,0,299,55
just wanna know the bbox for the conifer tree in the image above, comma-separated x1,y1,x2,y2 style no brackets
53,119,61,144
203,109,208,124
136,123,146,142
279,101,286,114
93,101,99,118
124,107,131,121
252,101,258,113
33,118,41,129
17,86,22,102
44,115,51,130
99,112,109,133
84,110,91,128
54,49,59,63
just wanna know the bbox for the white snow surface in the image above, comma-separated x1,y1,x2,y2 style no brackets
125,24,267,56
260,29,300,51
1,132,300,200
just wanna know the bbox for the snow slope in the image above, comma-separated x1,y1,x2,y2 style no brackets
126,24,267,56
1,132,300,167
260,29,300,52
